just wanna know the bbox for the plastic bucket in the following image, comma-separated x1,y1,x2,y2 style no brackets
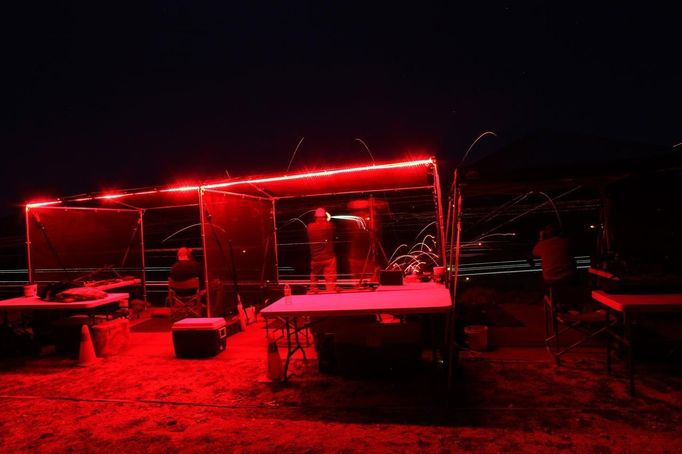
464,325,488,351
23,284,38,298
432,266,445,283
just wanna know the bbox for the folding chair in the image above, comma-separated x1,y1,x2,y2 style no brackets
166,277,204,321
544,284,608,366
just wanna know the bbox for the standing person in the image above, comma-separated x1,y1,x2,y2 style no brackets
306,208,337,293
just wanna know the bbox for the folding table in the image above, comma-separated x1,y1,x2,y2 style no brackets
592,290,682,395
260,282,452,382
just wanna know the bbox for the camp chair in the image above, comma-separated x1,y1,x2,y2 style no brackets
543,284,608,366
166,277,205,321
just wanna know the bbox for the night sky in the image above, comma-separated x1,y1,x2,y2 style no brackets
3,2,681,213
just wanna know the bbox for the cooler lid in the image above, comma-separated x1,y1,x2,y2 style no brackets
172,317,227,330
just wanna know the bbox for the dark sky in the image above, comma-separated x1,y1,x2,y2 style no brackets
3,2,681,213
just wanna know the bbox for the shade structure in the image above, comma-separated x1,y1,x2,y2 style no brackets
25,157,445,317
446,132,682,304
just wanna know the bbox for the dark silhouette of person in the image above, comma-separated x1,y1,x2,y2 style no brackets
532,224,583,314
169,247,204,295
532,224,577,286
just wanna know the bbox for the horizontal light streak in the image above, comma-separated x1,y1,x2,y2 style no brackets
460,264,590,277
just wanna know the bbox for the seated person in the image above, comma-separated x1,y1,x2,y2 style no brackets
532,224,577,286
532,224,583,312
169,247,204,296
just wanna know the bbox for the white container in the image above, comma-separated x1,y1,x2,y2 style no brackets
23,284,38,298
284,283,292,305
464,325,488,351
432,266,445,283
172,318,228,357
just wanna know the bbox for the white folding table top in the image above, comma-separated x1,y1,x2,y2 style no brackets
260,283,452,318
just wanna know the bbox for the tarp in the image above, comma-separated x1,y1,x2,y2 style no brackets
27,207,143,283
202,190,276,316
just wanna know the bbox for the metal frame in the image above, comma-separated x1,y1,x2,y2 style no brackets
199,188,211,316
24,158,445,317
25,204,145,288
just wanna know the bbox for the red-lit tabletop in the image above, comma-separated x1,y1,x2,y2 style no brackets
0,292,129,311
587,267,620,281
260,282,452,318
261,283,452,382
592,290,682,313
591,290,682,396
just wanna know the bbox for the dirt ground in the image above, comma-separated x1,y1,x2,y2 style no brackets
1,312,681,453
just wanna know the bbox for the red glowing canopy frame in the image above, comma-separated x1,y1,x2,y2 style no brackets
25,157,445,316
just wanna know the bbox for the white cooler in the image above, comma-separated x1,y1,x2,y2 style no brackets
171,318,227,358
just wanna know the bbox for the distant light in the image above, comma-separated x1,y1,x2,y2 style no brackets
242,249,247,254
465,277,470,281
478,242,483,246
589,224,595,229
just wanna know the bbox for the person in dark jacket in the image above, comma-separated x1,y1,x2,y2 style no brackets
532,224,576,286
169,247,204,295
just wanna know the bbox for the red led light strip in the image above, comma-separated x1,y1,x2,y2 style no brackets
25,158,434,208
204,158,433,190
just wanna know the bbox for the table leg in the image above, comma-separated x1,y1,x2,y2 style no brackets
445,310,455,405
624,312,635,396
552,292,561,367
281,317,307,382
283,317,293,382
606,308,611,375
293,318,306,361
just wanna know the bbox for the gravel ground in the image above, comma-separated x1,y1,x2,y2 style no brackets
0,315,680,453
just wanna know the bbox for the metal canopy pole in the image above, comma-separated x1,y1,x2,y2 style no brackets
447,169,459,291
25,207,33,284
198,188,211,317
445,170,461,403
272,198,280,285
138,209,148,304
453,191,462,302
432,161,447,265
